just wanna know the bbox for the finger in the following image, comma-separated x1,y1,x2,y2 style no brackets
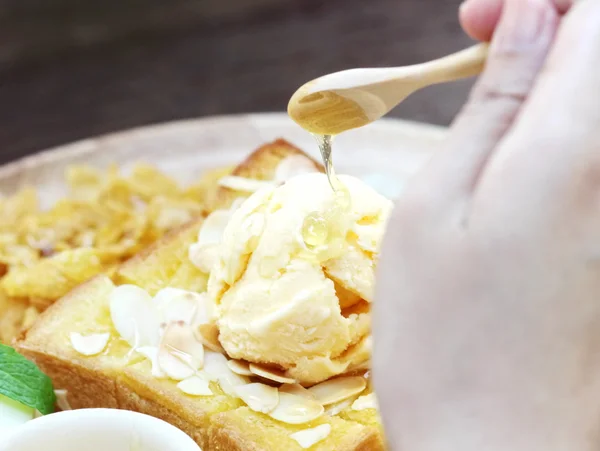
472,0,600,219
460,0,574,42
460,0,503,42
417,0,559,208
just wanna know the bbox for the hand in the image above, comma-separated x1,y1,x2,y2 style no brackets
374,0,600,450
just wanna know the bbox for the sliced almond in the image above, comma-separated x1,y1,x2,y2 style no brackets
158,322,204,380
235,383,279,414
203,351,250,397
249,363,296,384
324,397,355,417
54,389,72,411
70,332,110,356
352,393,378,411
308,376,367,406
279,384,317,401
153,288,200,324
158,347,196,381
348,360,371,372
289,424,332,449
227,359,253,376
218,176,274,193
177,376,213,396
136,346,165,378
268,392,324,425
195,323,224,353
109,285,161,348
161,322,204,370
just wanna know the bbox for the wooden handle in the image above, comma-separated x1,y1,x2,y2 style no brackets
419,43,489,85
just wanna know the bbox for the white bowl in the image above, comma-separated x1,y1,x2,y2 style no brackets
0,408,202,451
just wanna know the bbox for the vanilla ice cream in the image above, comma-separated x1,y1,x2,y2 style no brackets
204,173,392,385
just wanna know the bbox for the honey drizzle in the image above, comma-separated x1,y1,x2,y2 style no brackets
317,134,337,190
300,134,351,254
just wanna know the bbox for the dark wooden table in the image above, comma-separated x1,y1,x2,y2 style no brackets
0,0,473,164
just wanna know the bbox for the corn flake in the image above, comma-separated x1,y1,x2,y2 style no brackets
0,163,229,342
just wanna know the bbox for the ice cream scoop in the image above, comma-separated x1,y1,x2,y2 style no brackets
205,173,392,384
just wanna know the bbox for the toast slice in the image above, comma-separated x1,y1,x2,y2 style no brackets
18,141,385,450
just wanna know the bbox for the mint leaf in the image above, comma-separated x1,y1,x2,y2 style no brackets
0,344,55,415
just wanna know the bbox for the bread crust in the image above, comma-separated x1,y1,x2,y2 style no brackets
207,138,323,212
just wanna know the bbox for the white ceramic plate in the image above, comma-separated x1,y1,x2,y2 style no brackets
1,409,201,451
0,113,446,206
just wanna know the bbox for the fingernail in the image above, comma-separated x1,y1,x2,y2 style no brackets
459,0,474,16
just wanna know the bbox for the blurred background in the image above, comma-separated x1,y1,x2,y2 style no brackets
0,0,474,164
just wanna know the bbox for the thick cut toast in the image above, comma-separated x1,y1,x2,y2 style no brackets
18,141,385,450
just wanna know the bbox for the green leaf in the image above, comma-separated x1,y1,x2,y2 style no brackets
0,344,55,415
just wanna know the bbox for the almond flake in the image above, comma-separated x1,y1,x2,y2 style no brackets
177,376,213,396
54,389,72,411
348,360,371,372
325,398,354,416
158,322,204,380
218,176,274,193
158,348,196,381
203,351,250,397
235,383,279,414
153,288,200,324
290,424,331,449
110,285,161,348
161,322,204,368
308,376,367,406
249,363,296,384
352,393,378,411
70,332,110,356
268,392,324,425
227,359,254,376
136,346,165,378
279,384,317,401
